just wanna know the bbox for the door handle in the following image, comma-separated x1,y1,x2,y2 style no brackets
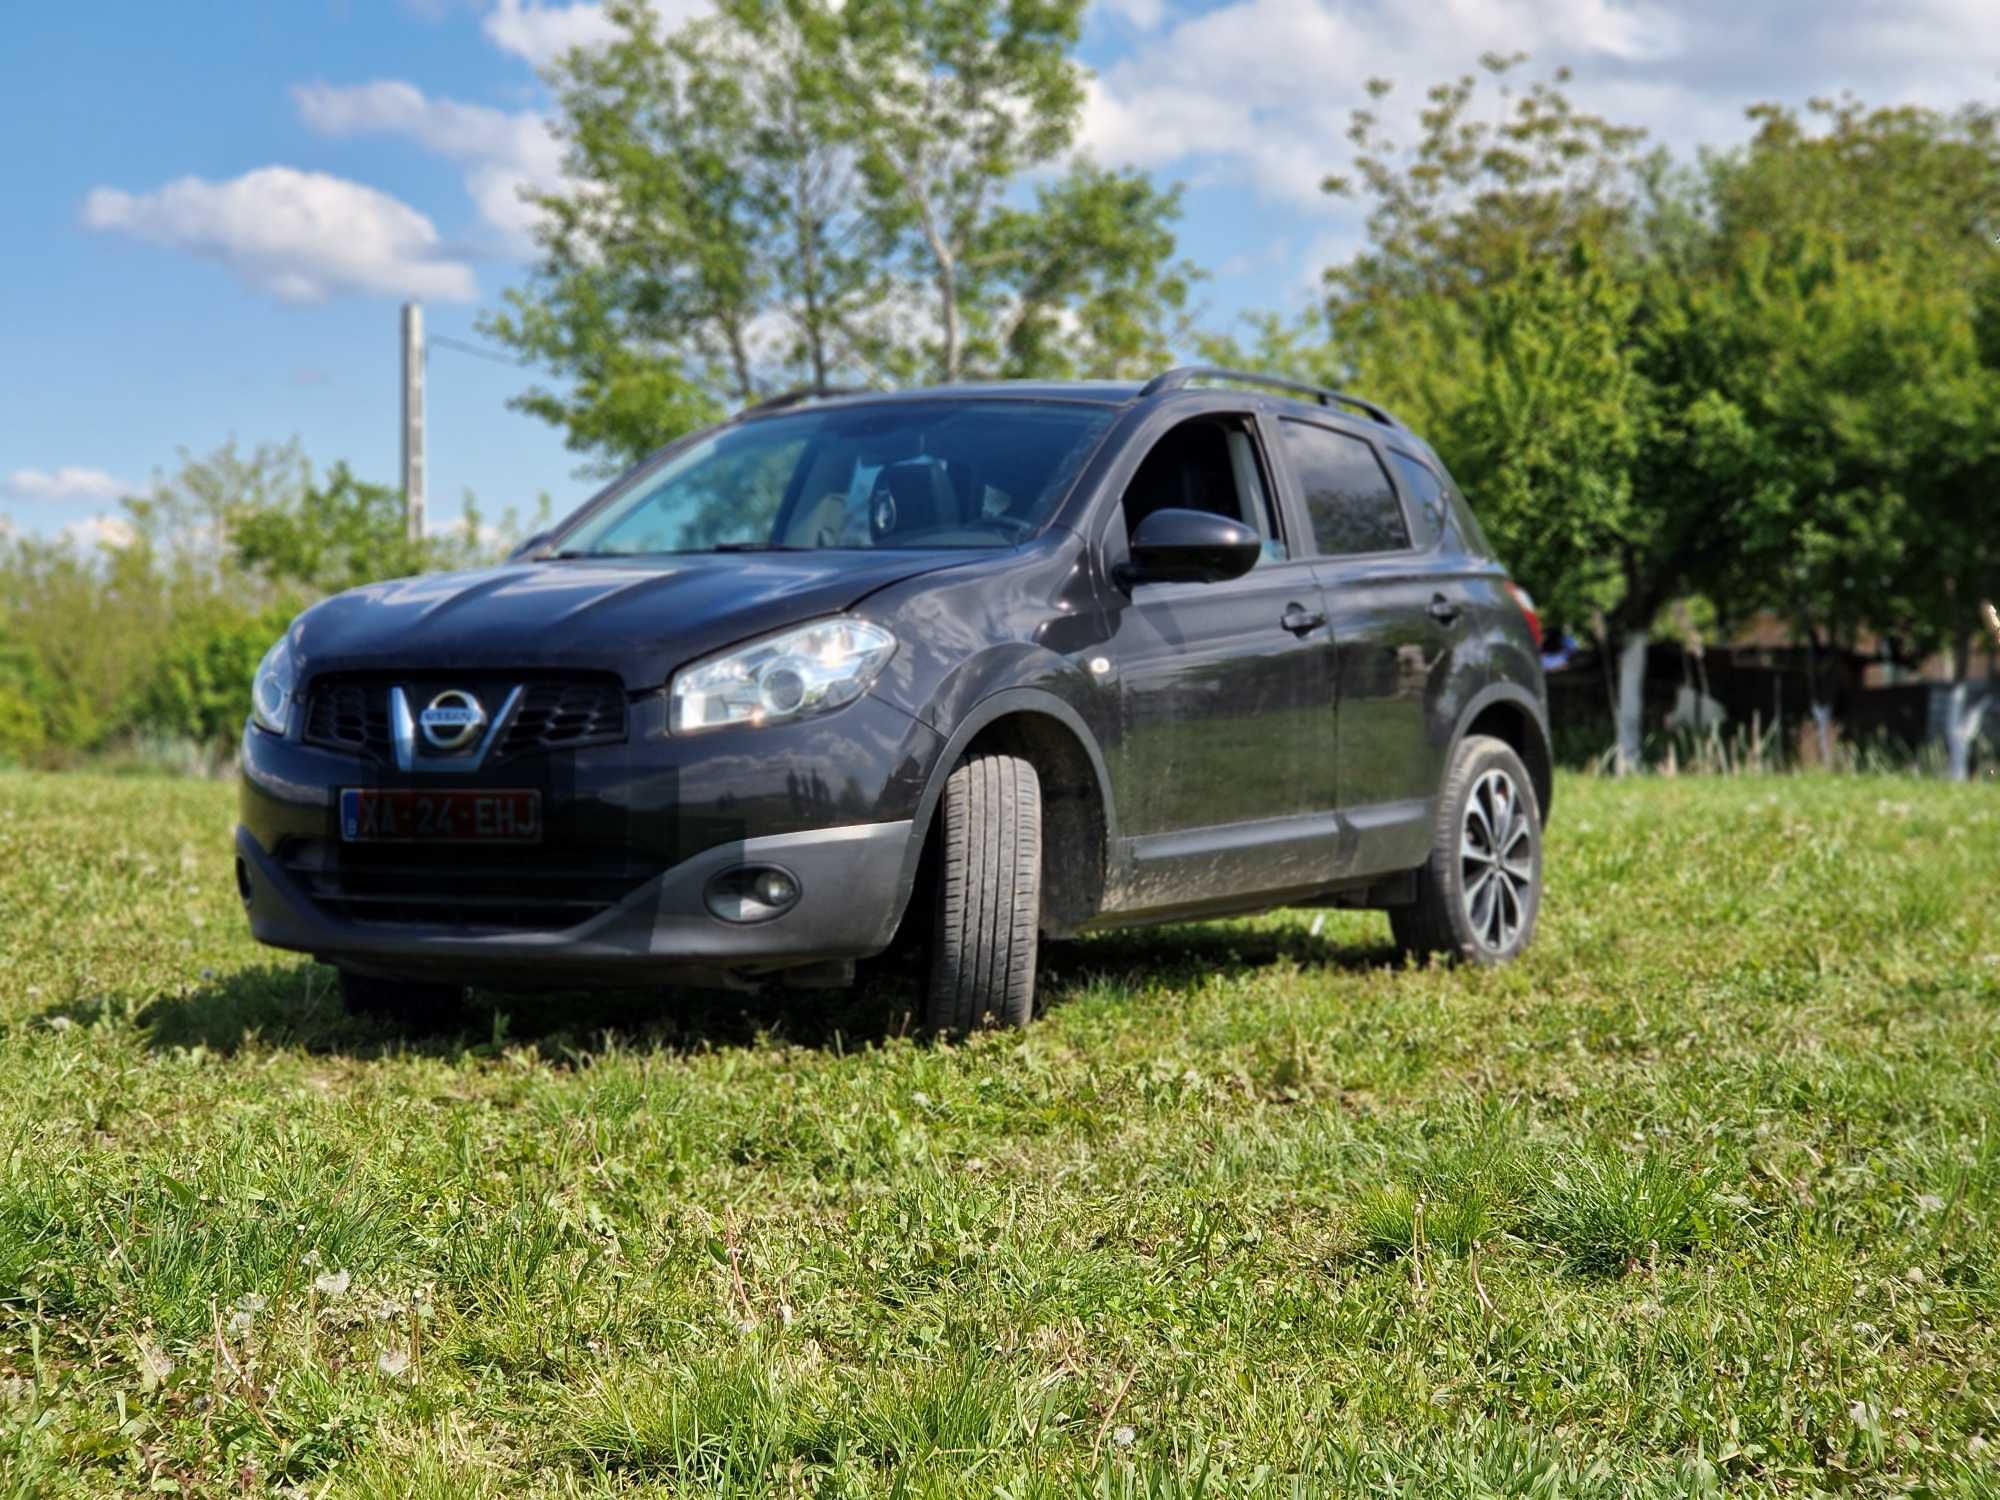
1428,594,1462,625
1281,602,1327,635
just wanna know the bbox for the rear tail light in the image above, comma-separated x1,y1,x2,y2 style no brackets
1504,581,1542,650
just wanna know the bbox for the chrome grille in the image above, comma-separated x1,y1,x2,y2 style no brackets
302,674,627,764
303,682,392,759
495,680,627,760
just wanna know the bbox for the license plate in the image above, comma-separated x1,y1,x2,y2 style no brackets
339,788,542,844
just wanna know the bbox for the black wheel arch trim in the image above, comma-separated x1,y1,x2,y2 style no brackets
883,685,1118,939
1448,680,1555,824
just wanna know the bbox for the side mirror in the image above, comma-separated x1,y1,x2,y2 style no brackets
1115,508,1262,588
509,530,553,562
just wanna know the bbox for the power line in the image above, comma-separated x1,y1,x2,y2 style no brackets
428,333,526,367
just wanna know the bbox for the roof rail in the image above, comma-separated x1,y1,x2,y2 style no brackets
1138,366,1401,429
738,385,876,417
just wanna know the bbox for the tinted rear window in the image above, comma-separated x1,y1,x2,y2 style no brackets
1280,420,1410,556
1445,481,1493,557
1387,449,1448,551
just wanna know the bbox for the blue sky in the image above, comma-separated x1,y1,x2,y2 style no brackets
3,0,1994,544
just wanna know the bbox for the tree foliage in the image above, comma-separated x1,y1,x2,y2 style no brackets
1322,56,1650,316
232,463,431,595
1701,98,2000,677
1215,61,2000,754
486,0,1195,467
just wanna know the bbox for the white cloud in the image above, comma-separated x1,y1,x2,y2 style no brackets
5,466,129,505
1080,0,2000,212
296,79,566,249
481,0,622,66
480,0,709,66
82,167,476,303
1100,0,1169,29
1080,0,1689,206
58,515,137,552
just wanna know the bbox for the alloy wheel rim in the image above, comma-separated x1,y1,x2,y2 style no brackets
1460,768,1533,952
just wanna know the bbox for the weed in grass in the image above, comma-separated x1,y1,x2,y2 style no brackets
1353,1181,1493,1262
1526,1148,1718,1275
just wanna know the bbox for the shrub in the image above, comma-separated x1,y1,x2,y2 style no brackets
124,602,296,748
0,681,45,766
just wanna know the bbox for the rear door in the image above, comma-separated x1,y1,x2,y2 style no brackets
1274,416,1458,874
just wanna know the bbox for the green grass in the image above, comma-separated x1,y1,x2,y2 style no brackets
0,771,1997,1496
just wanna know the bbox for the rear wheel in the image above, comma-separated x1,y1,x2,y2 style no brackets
925,752,1042,1032
336,969,466,1029
1391,734,1542,964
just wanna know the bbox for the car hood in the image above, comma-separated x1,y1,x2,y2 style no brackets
293,550,979,688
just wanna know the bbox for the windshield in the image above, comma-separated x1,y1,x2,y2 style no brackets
554,399,1119,557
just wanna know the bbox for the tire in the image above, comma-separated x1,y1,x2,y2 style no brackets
925,751,1042,1032
337,969,467,1029
1391,734,1543,964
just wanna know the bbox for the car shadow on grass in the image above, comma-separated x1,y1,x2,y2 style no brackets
106,961,920,1059
73,920,1403,1060
1040,921,1404,996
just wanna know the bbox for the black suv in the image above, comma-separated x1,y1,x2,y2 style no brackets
237,368,1551,1029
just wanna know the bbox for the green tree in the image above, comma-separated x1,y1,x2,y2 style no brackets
230,462,429,594
487,0,1193,467
0,530,180,752
0,441,524,762
978,162,1195,380
485,0,867,466
1236,63,2000,771
1636,233,1962,754
127,600,297,747
1245,58,1673,767
797,0,1088,383
1366,248,1648,636
1321,56,1650,332
1705,98,2000,688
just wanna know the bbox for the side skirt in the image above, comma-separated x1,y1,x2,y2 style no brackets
1089,801,1431,930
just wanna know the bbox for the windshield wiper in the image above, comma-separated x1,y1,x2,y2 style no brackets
538,543,809,560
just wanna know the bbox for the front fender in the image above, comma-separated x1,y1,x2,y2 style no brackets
911,681,1117,848
875,678,1121,943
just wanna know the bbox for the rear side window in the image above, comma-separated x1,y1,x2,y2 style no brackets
1445,481,1494,557
1387,450,1449,551
1280,420,1410,556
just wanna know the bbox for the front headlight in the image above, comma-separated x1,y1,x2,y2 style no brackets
670,617,897,734
250,634,296,735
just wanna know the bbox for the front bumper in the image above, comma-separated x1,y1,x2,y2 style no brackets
236,691,940,988
237,816,914,988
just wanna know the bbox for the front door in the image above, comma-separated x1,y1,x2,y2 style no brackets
1099,413,1338,911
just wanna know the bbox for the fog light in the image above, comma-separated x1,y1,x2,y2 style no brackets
235,856,253,903
752,869,797,907
704,864,802,923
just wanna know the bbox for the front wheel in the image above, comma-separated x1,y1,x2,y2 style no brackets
1391,735,1542,964
925,752,1042,1032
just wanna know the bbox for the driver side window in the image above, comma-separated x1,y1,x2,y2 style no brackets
1119,417,1287,566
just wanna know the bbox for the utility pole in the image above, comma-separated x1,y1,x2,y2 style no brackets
400,301,426,542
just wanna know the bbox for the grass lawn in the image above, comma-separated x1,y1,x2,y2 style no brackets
0,771,1996,1497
